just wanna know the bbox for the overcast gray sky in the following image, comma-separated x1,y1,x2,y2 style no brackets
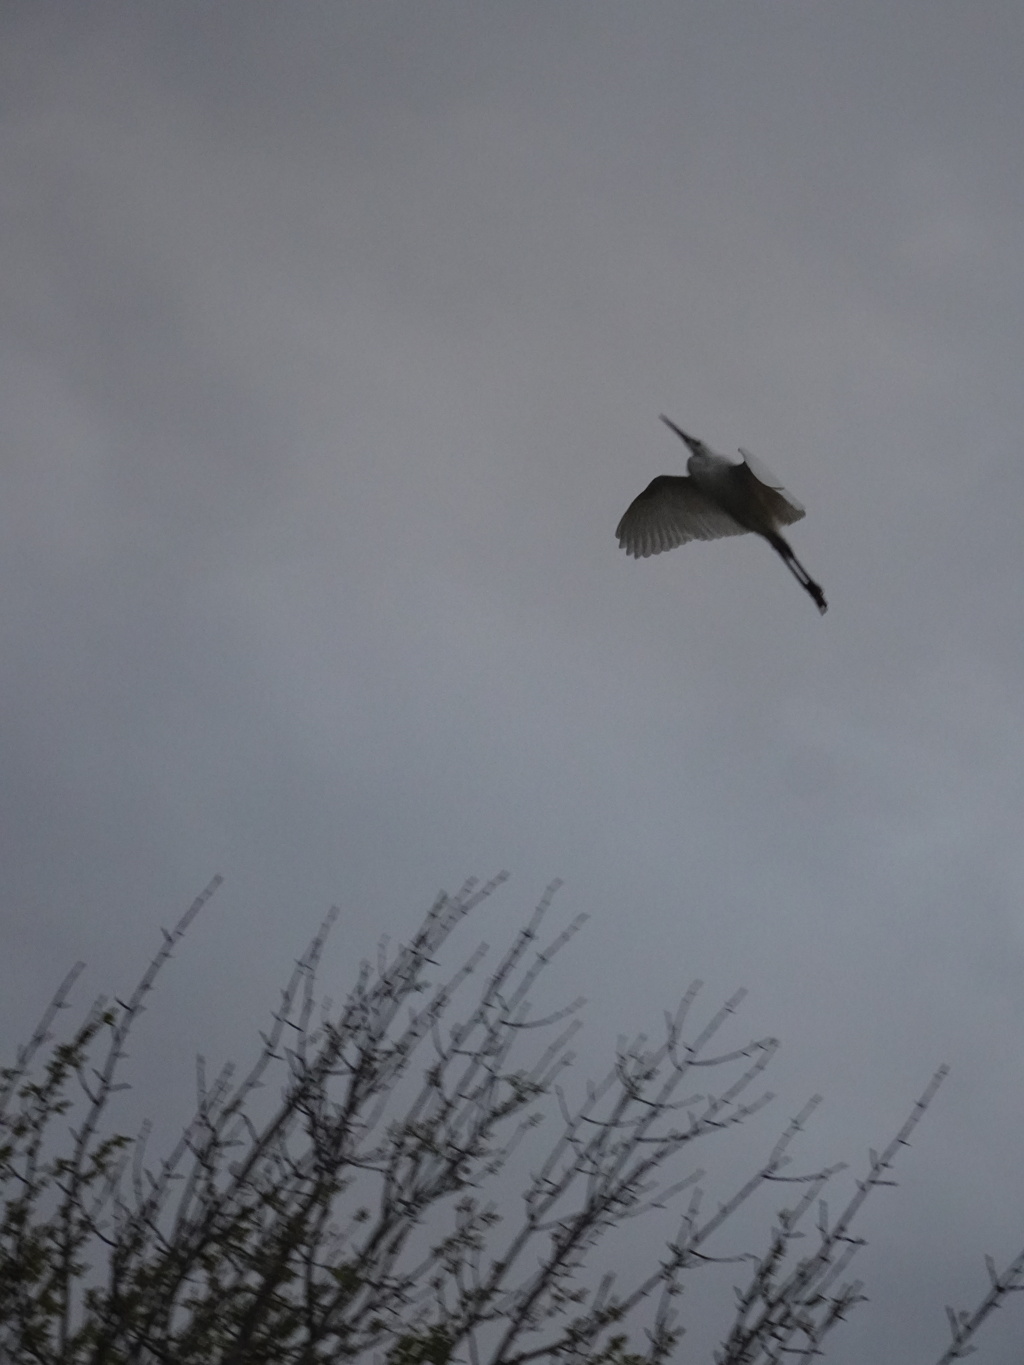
3,3,1024,1359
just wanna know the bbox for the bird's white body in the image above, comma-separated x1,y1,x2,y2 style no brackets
686,446,802,540
616,417,826,614
687,448,749,522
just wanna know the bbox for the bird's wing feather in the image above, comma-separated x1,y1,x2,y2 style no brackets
616,475,748,558
736,449,805,526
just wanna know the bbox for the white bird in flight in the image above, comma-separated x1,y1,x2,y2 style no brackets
616,416,827,614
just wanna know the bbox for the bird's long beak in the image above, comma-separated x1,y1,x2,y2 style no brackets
659,414,698,452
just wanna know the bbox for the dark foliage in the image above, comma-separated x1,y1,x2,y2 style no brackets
2,877,1022,1364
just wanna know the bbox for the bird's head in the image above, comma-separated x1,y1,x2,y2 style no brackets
659,414,703,455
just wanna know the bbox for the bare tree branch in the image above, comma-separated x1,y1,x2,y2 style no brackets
2,878,1021,1365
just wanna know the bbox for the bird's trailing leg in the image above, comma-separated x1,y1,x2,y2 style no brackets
767,533,828,614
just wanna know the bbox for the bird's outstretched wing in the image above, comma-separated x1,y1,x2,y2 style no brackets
616,475,747,558
736,449,805,527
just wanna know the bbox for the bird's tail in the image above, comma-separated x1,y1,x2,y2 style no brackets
766,533,828,615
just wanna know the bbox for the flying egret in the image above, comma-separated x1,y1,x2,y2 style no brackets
616,416,827,614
